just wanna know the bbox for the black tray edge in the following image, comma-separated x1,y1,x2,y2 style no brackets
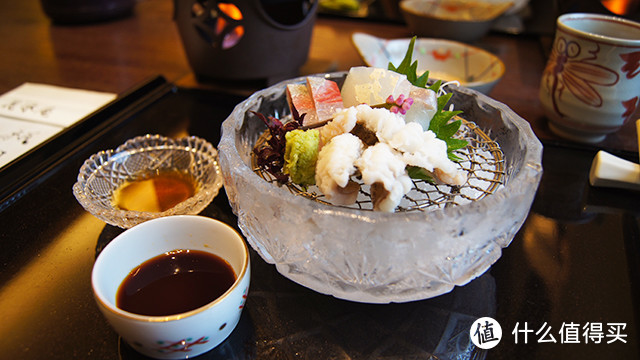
0,75,176,212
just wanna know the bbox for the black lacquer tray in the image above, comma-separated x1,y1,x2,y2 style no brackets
0,76,638,359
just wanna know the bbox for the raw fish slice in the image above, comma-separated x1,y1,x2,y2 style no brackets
371,175,412,212
315,133,363,205
355,142,412,212
328,179,360,206
355,142,407,192
391,125,467,186
353,104,405,144
320,104,403,149
434,167,467,186
306,77,344,123
403,86,437,130
286,83,318,126
319,106,358,148
341,67,412,108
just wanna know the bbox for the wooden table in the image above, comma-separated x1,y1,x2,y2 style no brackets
2,0,636,154
0,1,537,97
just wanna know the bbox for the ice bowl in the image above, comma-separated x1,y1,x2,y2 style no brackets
217,72,542,303
73,134,223,229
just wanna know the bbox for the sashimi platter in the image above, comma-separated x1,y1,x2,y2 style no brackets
218,38,543,303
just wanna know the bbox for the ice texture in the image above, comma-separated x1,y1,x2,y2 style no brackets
218,72,543,303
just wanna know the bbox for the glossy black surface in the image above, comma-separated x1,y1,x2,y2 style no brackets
0,81,638,359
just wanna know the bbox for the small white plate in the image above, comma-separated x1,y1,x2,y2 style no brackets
352,32,505,94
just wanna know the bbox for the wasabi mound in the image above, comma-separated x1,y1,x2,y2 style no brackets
284,129,320,186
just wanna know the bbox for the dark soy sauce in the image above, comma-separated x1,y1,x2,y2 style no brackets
116,249,236,316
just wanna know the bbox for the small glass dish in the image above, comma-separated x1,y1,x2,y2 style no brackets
73,134,223,229
218,72,543,303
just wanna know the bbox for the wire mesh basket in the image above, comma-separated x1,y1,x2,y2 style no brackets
253,117,505,212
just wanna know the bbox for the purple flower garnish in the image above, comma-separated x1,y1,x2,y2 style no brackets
385,95,414,115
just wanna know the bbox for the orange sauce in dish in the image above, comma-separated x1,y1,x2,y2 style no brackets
113,171,197,212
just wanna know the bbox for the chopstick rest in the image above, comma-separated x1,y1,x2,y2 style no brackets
589,150,640,191
590,119,640,191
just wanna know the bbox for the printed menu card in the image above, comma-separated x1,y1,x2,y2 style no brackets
0,83,116,169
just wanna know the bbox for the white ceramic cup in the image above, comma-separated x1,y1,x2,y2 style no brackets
539,13,640,143
92,215,250,359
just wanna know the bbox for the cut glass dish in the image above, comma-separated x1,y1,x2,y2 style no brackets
218,72,543,303
73,134,223,229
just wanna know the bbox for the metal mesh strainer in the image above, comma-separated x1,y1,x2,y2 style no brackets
252,117,504,212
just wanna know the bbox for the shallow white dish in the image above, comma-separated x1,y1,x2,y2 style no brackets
352,32,505,94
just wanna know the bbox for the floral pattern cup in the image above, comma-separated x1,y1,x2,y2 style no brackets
91,215,250,359
539,13,640,143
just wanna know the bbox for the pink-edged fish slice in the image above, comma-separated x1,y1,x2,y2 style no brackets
286,83,319,126
306,77,344,124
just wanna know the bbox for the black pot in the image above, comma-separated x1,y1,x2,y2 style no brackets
174,0,318,83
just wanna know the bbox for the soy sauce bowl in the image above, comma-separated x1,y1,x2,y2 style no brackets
91,215,250,359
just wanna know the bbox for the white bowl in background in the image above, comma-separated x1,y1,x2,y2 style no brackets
399,0,516,43
352,33,505,94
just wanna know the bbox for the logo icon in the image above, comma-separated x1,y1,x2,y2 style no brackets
470,317,502,349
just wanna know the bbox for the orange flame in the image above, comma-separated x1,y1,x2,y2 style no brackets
218,3,243,20
601,0,638,15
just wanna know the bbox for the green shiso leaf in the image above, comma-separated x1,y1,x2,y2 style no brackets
388,36,430,88
388,36,469,178
427,79,442,93
445,138,468,162
438,119,462,139
406,166,435,183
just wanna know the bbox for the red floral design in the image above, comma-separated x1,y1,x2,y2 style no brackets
543,37,619,117
620,51,640,79
622,96,639,122
431,49,452,61
239,286,248,309
156,336,209,354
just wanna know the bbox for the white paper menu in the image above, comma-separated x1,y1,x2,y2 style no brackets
0,83,116,169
